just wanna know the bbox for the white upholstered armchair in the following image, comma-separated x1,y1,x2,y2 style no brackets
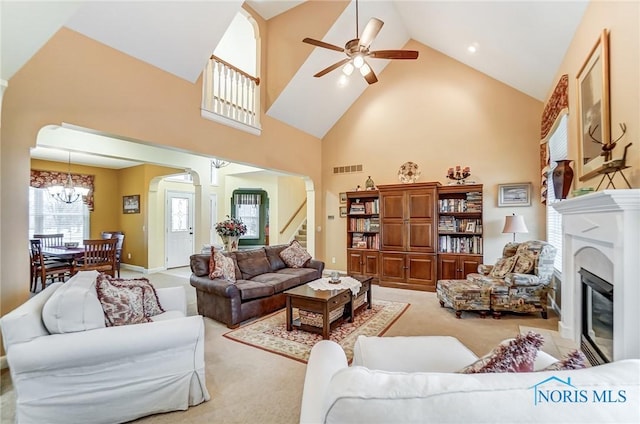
0,271,210,424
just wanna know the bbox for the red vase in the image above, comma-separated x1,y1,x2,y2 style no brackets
552,160,574,200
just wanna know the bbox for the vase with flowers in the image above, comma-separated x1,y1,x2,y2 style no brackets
215,216,247,252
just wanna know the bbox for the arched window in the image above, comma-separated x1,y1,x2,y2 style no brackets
201,11,261,135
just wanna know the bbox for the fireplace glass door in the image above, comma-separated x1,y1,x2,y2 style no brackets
580,268,613,364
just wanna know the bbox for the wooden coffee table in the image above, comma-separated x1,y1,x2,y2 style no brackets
284,276,373,339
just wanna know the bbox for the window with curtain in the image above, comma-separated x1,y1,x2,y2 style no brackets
29,187,90,243
546,114,568,274
232,189,268,246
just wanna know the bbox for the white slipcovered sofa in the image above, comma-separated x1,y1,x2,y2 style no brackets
0,271,210,424
300,335,640,424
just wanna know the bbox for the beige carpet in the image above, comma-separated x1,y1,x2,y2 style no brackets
1,268,564,424
223,300,409,363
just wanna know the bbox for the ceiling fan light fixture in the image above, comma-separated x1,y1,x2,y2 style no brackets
359,63,372,77
338,74,349,86
353,54,365,69
342,62,355,76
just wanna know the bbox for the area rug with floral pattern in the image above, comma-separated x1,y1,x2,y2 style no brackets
223,299,410,363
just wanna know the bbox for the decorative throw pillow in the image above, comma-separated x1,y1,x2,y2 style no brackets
209,247,236,282
42,270,105,334
541,350,588,371
512,251,536,274
279,240,312,268
490,256,517,278
458,331,544,373
96,274,165,326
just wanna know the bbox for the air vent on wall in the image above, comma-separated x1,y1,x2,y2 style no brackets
333,164,363,174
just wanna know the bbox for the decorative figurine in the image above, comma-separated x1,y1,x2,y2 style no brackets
446,165,471,185
365,176,375,190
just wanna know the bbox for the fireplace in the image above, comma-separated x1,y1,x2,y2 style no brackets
553,189,640,362
580,268,613,365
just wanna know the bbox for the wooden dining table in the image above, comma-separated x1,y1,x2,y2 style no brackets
42,246,85,261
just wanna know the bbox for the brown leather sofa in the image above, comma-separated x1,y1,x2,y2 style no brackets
190,244,324,328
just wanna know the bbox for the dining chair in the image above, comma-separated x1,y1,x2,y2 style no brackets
33,233,65,248
29,239,73,292
101,231,125,277
75,238,118,277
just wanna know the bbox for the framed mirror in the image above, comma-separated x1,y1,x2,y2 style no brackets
577,29,610,181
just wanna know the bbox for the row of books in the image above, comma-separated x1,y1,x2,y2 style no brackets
438,192,482,213
438,217,483,233
438,235,483,254
349,199,380,215
351,233,380,249
349,217,380,232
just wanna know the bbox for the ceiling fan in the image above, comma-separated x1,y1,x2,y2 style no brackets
302,0,418,84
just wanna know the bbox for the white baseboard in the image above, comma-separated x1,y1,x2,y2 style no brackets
120,264,167,274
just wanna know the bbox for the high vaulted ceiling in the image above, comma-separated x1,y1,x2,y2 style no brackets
2,0,588,140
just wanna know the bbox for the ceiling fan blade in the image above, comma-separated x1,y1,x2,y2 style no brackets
313,58,351,78
359,18,383,49
302,38,344,53
362,66,378,85
369,50,419,60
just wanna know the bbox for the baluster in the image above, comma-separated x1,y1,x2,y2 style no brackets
249,81,256,126
215,61,223,114
240,75,247,123
232,70,239,119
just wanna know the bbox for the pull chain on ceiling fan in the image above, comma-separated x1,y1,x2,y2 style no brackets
302,0,418,84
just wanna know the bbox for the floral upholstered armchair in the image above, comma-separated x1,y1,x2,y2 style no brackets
466,240,557,318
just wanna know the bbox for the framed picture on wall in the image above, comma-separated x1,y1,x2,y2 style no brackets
123,194,140,214
339,206,347,218
339,192,347,203
577,29,610,180
498,183,531,207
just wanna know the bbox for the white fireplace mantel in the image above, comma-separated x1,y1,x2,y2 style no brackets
553,189,640,361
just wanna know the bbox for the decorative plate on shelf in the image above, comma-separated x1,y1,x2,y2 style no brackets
398,162,420,184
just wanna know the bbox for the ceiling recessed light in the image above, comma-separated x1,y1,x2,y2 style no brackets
467,43,479,54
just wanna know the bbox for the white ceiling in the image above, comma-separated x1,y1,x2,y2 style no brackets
3,0,588,151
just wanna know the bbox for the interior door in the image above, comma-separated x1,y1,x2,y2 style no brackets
166,191,194,268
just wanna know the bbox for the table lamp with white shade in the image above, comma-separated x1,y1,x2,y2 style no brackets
502,214,528,242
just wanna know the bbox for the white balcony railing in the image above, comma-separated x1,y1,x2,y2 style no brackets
201,55,261,135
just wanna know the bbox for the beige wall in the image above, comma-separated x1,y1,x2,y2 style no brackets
322,39,546,271
221,173,307,247
547,1,639,189
0,26,322,327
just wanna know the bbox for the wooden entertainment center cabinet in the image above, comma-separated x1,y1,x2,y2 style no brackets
346,182,483,292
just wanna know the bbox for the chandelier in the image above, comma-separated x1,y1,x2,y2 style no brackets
48,152,90,204
211,158,230,169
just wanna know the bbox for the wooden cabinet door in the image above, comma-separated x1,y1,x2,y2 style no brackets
406,190,435,220
363,251,379,276
380,190,406,251
380,191,405,219
407,221,435,252
380,253,405,283
381,221,405,251
461,256,482,278
347,250,363,275
406,254,436,289
438,255,459,280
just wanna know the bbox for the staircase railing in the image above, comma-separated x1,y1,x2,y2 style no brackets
201,55,260,132
280,199,307,235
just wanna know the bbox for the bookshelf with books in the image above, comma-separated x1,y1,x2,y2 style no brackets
346,190,380,283
437,184,484,280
